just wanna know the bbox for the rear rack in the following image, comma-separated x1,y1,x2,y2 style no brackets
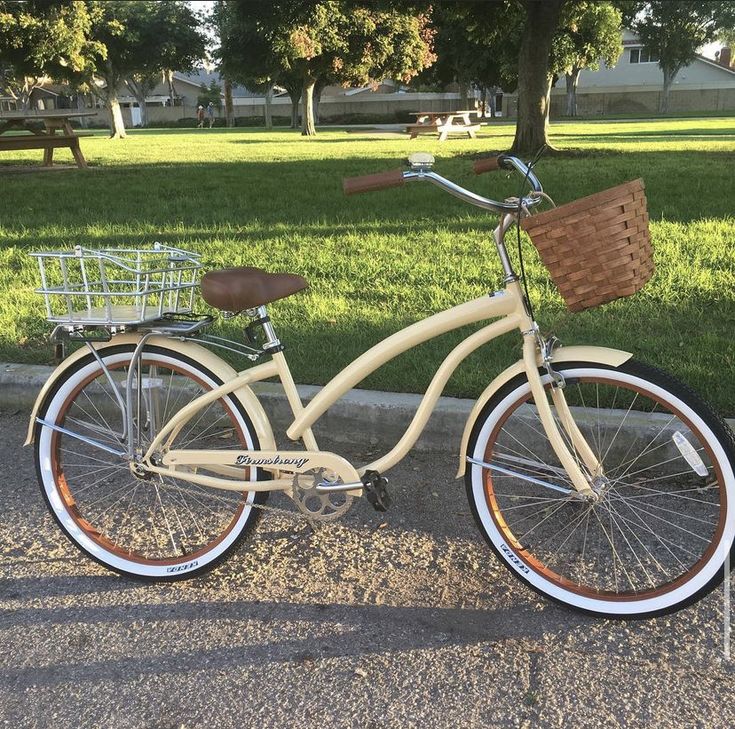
30,243,202,326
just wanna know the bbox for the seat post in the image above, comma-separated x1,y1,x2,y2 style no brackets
256,305,320,451
253,305,282,352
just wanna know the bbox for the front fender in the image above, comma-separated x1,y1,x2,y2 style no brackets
24,334,276,453
455,345,633,478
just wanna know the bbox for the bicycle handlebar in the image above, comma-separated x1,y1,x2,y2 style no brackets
343,168,405,195
473,156,502,174
342,154,543,214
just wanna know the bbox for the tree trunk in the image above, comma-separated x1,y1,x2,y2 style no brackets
313,78,327,124
76,93,89,128
489,86,498,118
301,75,316,136
480,87,487,118
660,66,678,113
224,77,235,127
18,78,33,111
511,0,564,155
283,82,301,128
290,97,299,128
457,79,470,109
565,67,580,117
107,96,127,139
165,69,176,106
264,81,274,130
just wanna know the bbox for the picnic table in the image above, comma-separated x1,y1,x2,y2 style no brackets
406,110,481,141
0,110,96,169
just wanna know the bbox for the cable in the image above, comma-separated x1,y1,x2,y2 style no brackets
514,144,546,322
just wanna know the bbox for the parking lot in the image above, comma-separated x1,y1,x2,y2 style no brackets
1,410,734,728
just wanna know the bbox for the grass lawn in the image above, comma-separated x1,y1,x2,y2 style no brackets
1,116,734,411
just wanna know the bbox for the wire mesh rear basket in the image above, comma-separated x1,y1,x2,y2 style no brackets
30,244,202,326
521,178,653,312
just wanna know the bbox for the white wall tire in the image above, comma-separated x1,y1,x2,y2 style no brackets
34,344,268,581
465,359,735,618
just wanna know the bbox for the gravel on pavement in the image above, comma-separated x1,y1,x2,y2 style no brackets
1,411,733,728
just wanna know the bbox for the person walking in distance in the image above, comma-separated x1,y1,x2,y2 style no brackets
207,102,215,128
197,105,205,128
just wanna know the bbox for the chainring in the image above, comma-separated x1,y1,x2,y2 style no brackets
291,468,354,522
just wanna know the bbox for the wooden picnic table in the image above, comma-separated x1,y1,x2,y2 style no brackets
0,110,97,169
406,110,481,141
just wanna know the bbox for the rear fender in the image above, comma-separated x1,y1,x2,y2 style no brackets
24,334,276,452
455,345,633,478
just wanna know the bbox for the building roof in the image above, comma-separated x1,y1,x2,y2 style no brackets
173,69,259,98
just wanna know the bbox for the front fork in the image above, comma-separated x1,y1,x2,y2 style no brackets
522,332,602,500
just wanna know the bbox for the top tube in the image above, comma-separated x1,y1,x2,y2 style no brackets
403,155,543,214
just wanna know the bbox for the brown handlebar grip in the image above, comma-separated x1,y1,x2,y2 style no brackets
343,169,405,195
473,156,501,175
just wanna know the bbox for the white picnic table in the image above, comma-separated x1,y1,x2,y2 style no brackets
405,110,481,141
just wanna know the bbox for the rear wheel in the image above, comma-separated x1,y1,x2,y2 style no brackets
34,343,268,580
465,359,735,618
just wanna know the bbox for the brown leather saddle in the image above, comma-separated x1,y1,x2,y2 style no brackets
200,266,308,311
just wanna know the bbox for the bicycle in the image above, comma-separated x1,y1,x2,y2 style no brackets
25,153,735,618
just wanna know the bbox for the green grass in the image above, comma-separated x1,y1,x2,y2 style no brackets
1,117,734,411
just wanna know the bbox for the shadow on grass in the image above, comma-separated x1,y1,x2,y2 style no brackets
1,150,734,232
552,127,735,140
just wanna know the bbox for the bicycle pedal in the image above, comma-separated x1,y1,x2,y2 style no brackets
362,470,392,512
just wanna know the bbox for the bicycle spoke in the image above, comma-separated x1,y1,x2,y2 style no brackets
476,365,731,609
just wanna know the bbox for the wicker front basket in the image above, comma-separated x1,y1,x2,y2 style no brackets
520,178,653,312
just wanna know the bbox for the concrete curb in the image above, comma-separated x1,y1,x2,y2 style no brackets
4,361,734,457
0,362,474,453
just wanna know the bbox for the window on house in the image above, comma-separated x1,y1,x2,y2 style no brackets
630,48,659,64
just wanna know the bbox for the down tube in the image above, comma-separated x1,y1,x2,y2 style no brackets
360,314,521,476
287,292,518,440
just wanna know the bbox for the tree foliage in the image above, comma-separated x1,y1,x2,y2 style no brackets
416,1,519,105
81,1,205,137
221,0,435,136
552,1,622,116
197,80,222,109
0,0,104,108
631,1,735,112
717,28,735,51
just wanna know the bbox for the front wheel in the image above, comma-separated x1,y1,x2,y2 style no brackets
465,359,735,618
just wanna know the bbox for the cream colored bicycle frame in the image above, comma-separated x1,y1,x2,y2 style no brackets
141,267,600,500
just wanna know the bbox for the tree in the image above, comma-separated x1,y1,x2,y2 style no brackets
420,1,519,114
717,28,735,50
553,2,622,116
511,0,567,154
632,1,735,113
82,1,205,138
197,80,222,109
224,1,435,136
214,0,282,129
0,0,103,110
223,77,235,127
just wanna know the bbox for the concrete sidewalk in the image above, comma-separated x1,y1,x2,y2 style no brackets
0,361,475,454
4,361,734,459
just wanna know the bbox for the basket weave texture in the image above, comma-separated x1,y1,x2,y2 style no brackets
520,178,653,312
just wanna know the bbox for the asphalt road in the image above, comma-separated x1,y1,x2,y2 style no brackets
1,410,734,728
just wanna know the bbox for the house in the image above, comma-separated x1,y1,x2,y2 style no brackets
544,29,735,116
116,69,260,110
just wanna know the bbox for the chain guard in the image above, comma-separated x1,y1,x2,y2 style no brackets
291,468,354,523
